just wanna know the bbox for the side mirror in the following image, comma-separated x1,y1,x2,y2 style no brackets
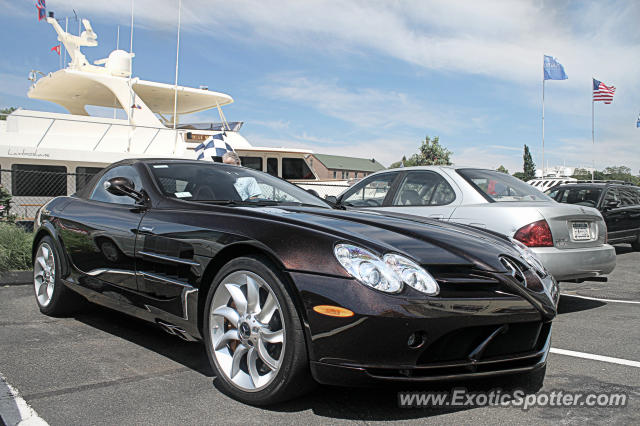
324,195,337,204
104,177,144,203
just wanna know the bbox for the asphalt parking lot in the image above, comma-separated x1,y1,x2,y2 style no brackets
1,246,638,425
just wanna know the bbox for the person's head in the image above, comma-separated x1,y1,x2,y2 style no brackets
222,151,241,166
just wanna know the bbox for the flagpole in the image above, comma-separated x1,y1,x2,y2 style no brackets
591,81,595,182
542,76,545,178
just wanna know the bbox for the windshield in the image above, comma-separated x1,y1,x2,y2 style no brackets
546,187,602,207
148,162,330,208
457,169,552,202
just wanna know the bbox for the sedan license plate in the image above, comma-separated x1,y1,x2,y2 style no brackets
572,222,591,241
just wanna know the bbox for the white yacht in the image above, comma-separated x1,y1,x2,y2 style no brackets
0,16,322,218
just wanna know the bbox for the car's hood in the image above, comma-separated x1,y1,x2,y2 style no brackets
237,205,523,273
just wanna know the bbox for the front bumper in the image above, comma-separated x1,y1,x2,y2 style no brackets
288,269,555,386
531,244,616,281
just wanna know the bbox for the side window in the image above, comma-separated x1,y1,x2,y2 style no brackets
90,166,142,205
603,188,619,205
282,158,314,180
11,164,67,196
392,171,456,206
547,189,560,200
239,157,262,171
343,174,396,207
619,188,637,207
266,158,278,176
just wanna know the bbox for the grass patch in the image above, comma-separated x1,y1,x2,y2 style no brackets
0,222,33,272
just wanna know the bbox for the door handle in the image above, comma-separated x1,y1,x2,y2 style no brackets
139,226,155,234
429,214,444,220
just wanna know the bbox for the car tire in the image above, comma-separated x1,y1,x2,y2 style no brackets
33,235,82,316
203,255,314,405
631,237,640,251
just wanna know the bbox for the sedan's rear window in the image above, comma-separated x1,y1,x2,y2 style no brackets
457,169,551,202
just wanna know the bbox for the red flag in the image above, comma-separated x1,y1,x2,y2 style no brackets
51,44,60,55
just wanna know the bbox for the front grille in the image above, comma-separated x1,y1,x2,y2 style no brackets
364,322,551,380
417,321,548,364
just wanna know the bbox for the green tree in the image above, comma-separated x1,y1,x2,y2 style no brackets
390,136,452,168
512,172,526,181
522,145,536,181
496,165,509,174
0,107,16,120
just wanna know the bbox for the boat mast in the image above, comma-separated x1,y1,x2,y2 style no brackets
127,0,134,152
172,0,182,154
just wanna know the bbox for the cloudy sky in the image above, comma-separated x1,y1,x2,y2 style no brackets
1,0,639,172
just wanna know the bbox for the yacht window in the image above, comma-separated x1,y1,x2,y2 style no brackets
76,167,104,192
267,158,278,177
11,164,67,196
282,158,314,180
240,157,263,171
90,165,142,205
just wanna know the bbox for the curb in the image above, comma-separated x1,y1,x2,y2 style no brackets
0,270,32,286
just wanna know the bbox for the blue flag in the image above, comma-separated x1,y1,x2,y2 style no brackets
543,55,568,80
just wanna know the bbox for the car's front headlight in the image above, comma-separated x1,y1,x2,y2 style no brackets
509,237,547,276
333,244,439,295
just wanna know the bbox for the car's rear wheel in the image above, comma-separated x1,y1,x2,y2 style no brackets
203,256,313,405
631,236,640,251
33,236,81,316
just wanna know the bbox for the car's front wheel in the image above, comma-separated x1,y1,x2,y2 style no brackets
33,236,81,316
203,255,313,405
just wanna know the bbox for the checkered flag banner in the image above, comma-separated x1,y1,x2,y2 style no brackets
195,133,234,161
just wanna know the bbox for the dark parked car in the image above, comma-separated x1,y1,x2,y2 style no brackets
547,183,640,249
32,159,558,405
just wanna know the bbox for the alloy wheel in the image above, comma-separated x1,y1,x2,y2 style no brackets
34,242,56,307
209,270,285,392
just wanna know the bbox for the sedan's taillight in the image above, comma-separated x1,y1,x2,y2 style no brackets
514,220,554,247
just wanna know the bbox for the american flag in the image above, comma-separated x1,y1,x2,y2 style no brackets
593,79,615,104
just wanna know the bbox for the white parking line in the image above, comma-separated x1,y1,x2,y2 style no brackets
550,348,640,368
560,293,640,305
0,373,48,426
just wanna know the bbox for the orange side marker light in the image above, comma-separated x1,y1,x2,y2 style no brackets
313,305,354,318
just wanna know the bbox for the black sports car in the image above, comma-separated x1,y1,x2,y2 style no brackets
32,159,558,405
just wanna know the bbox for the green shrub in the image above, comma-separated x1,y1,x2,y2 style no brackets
0,223,33,271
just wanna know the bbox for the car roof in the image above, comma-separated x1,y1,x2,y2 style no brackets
553,182,636,188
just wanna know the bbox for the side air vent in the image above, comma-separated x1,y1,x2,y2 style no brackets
500,256,527,288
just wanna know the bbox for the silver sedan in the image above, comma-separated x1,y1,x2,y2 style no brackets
335,166,616,281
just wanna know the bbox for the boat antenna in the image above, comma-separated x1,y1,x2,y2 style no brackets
172,0,182,153
126,0,135,150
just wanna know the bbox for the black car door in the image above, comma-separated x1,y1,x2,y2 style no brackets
134,169,208,323
600,187,626,242
618,187,640,240
57,165,145,293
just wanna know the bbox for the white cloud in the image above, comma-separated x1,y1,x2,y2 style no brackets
262,76,470,133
